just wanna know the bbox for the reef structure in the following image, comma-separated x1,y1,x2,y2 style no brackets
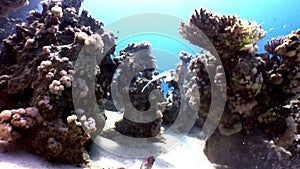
0,0,29,17
113,41,165,138
0,0,41,43
179,8,266,63
0,0,116,165
1,0,300,166
178,7,300,152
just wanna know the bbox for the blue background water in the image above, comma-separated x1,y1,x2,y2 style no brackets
81,0,300,71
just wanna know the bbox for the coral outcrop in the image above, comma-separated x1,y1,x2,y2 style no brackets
179,7,300,150
113,41,165,137
1,1,300,167
0,0,116,164
179,8,266,62
264,36,285,57
0,0,41,43
0,0,29,17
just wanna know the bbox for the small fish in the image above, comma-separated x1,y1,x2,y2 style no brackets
141,70,177,93
283,25,286,29
269,27,274,32
140,156,155,169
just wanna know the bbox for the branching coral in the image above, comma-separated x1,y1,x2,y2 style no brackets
264,36,286,57
186,51,217,117
25,114,90,164
179,8,266,60
62,0,84,13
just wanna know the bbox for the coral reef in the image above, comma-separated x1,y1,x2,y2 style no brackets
113,41,165,137
1,1,300,167
274,30,300,94
62,0,83,13
289,96,300,152
264,36,285,57
0,0,116,165
204,129,300,169
179,8,266,61
0,0,29,17
179,7,300,150
0,107,42,141
0,0,41,43
159,52,193,125
161,81,181,124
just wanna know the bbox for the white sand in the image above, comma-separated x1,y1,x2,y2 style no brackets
0,110,215,169
0,143,78,169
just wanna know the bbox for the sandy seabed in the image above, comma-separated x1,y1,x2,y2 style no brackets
0,110,215,169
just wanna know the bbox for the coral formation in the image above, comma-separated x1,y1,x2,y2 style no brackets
179,8,266,61
179,7,300,150
289,97,300,152
0,0,41,44
1,0,300,166
264,36,285,57
0,0,29,17
113,41,165,137
0,107,42,141
204,128,300,169
0,0,116,165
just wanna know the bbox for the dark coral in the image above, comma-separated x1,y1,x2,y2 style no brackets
113,41,165,138
1,2,300,166
0,0,29,17
62,0,83,13
0,0,116,165
179,8,300,151
0,0,41,46
264,36,285,57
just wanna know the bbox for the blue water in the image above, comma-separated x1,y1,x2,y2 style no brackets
115,33,195,70
80,0,300,91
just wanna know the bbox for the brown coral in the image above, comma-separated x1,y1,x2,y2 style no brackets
273,29,300,95
0,0,29,17
179,8,266,60
0,0,116,165
113,41,165,138
0,107,42,141
178,7,300,142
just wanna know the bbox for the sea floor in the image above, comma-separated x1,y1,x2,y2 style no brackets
1,110,299,169
0,110,215,169
0,131,214,169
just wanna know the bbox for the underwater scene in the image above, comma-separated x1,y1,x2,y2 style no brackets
1,0,300,168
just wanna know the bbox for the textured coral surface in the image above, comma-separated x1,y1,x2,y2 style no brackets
113,41,165,138
1,1,300,168
0,0,116,165
179,7,300,158
0,0,29,17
